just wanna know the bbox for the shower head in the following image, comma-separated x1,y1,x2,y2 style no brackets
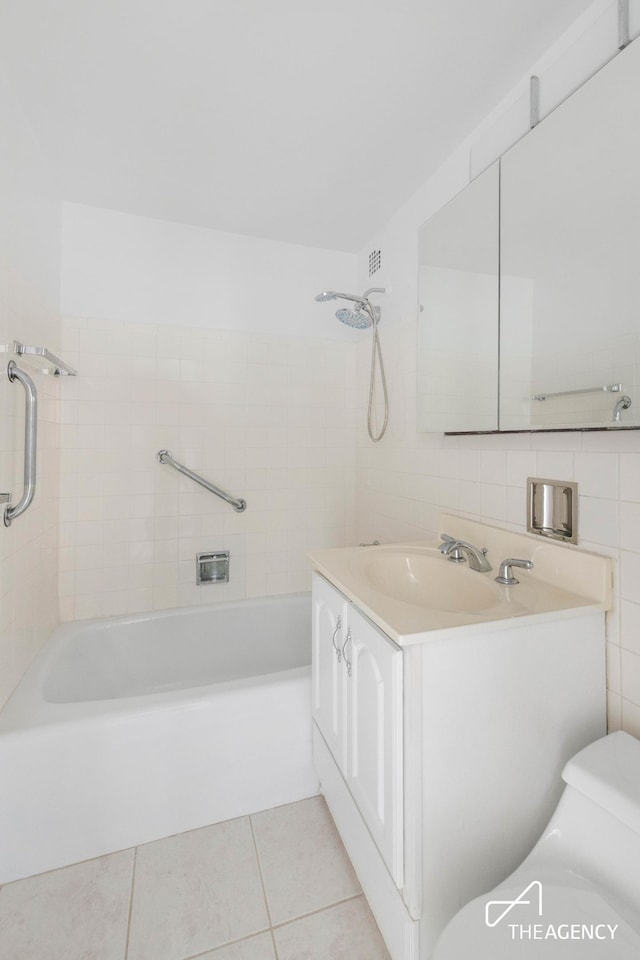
316,288,384,330
315,286,388,440
314,289,367,306
335,308,372,329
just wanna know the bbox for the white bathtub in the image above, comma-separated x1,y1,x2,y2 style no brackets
0,593,318,883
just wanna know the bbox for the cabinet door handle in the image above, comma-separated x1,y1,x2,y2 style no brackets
342,627,352,677
331,615,342,662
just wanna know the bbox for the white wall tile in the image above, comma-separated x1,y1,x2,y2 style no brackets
535,451,574,482
621,649,640,704
59,316,357,619
0,72,62,709
620,501,640,551
578,496,619,548
506,451,537,488
621,551,640,604
574,452,619,499
620,453,640,502
621,600,640,655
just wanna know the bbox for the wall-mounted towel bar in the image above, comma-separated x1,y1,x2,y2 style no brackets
157,450,247,512
532,383,622,401
3,361,38,526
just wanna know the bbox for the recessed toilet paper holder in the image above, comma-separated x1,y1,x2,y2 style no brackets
527,477,578,544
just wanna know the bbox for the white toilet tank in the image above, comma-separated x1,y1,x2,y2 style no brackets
432,732,640,959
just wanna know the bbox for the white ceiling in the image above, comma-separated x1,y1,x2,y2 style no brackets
0,0,594,252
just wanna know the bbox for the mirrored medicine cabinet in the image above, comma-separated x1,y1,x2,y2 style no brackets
418,36,640,434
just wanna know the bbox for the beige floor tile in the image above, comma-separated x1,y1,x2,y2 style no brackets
273,895,391,960
251,796,361,925
195,932,277,959
127,817,269,960
0,849,134,960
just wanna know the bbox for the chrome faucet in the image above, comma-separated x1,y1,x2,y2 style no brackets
438,534,492,572
495,558,534,585
613,395,631,422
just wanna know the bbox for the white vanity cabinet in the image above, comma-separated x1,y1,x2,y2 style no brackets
309,528,610,960
312,573,403,885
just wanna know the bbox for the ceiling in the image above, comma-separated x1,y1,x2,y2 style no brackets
0,0,594,252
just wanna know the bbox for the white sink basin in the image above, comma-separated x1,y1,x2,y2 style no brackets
307,523,611,646
363,548,500,613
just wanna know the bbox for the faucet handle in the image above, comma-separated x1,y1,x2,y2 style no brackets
495,558,534,586
438,533,456,554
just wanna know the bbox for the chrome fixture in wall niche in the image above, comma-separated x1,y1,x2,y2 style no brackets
527,478,578,543
196,551,230,585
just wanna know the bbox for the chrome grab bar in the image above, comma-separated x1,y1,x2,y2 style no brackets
3,361,38,527
157,449,247,513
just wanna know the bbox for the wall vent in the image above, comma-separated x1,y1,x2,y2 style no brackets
368,249,381,276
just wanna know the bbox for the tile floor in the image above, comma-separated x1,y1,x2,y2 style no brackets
0,796,391,960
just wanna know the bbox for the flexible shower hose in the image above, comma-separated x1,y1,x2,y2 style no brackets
365,306,389,442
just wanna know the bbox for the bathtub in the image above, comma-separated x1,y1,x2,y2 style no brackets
0,593,318,883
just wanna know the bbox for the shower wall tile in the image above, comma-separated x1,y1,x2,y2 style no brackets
59,316,357,619
0,73,62,710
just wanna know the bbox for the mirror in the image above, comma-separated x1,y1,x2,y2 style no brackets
417,162,499,433
417,38,640,434
499,36,640,430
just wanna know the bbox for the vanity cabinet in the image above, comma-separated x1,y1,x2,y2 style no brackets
310,548,608,960
312,573,403,884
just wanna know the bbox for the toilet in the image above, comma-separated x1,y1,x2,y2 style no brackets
432,731,640,958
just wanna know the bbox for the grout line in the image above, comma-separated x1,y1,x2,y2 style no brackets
0,842,138,887
270,927,280,960
179,930,273,960
123,846,137,960
249,814,274,929
270,892,364,931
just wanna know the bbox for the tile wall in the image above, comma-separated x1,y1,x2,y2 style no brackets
354,314,640,738
58,316,357,620
354,6,640,741
0,367,60,710
0,70,61,710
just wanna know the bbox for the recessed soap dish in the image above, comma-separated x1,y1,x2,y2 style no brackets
196,551,230,585
527,478,578,544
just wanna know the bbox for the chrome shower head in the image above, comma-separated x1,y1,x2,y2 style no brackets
314,289,367,306
335,307,372,329
314,291,338,302
315,287,384,331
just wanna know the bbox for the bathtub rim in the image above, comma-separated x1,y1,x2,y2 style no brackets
0,591,311,734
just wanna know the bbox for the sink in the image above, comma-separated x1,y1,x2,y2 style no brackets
307,519,612,645
362,548,500,613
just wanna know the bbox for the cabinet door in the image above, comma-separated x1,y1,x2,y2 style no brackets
311,574,348,771
344,605,404,886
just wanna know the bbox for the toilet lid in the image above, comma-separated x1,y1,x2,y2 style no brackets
433,871,640,959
